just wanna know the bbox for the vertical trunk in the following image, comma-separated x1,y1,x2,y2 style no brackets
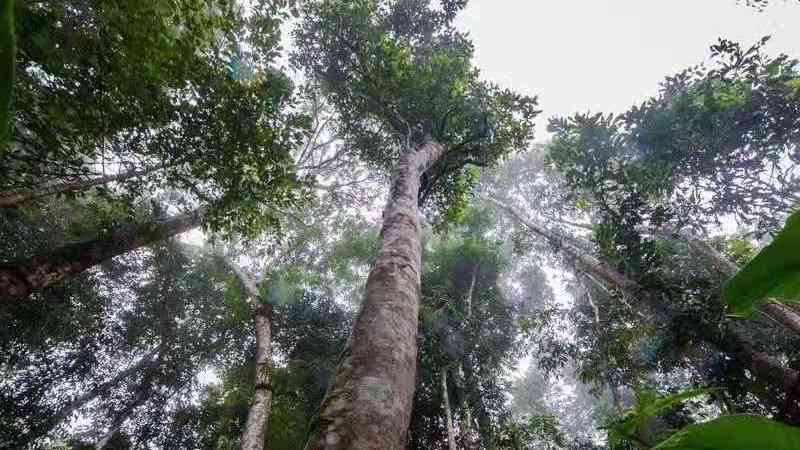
460,265,479,449
0,208,204,297
305,140,445,450
441,370,457,450
609,383,624,414
0,164,167,208
228,259,275,450
241,305,274,450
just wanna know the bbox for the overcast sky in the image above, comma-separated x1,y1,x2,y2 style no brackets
457,0,800,140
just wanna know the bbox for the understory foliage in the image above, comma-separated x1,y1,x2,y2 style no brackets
0,1,799,450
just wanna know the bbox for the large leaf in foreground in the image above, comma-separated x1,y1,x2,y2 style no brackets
653,415,800,450
723,210,800,314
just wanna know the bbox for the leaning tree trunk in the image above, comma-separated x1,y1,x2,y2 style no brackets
491,198,800,416
43,346,160,437
0,164,166,208
678,235,800,335
305,139,445,450
230,260,275,450
0,208,204,297
95,361,160,449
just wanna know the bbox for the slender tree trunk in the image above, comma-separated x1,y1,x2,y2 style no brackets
44,347,160,436
0,208,204,297
609,382,624,414
305,139,445,450
0,164,167,208
228,259,275,450
464,265,477,318
460,265,479,450
441,370,457,450
241,305,273,450
96,364,159,449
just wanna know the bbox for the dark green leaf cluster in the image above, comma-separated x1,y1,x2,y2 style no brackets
293,0,538,220
5,0,311,238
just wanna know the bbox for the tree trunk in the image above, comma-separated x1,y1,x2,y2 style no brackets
241,305,273,450
441,370,457,450
460,265,480,450
488,198,648,310
679,234,800,335
610,382,624,414
304,139,445,450
95,386,153,449
96,362,160,449
0,208,204,297
0,164,166,208
44,346,160,436
464,265,477,318
492,198,800,414
228,259,275,450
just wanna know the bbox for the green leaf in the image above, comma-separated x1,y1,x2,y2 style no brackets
787,77,800,97
723,210,800,314
609,388,711,446
0,0,14,153
653,415,800,450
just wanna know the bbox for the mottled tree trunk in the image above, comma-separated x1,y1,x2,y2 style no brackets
0,164,166,208
441,370,457,450
762,301,800,334
241,305,274,450
305,140,445,450
0,209,204,297
228,260,274,450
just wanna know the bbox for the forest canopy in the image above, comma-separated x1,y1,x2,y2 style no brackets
1,1,799,449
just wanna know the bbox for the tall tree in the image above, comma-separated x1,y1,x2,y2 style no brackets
490,197,800,425
294,2,538,447
409,215,524,450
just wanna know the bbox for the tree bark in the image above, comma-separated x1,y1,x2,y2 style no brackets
0,208,204,297
0,164,167,208
441,370,457,450
241,305,273,450
231,259,274,450
304,139,445,450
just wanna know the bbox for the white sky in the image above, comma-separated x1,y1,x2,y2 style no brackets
457,0,800,140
